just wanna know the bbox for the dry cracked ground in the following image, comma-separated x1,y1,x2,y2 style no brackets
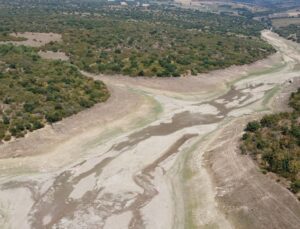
0,30,300,229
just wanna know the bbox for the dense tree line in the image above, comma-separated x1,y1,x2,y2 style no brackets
241,89,300,198
42,20,274,77
0,5,275,77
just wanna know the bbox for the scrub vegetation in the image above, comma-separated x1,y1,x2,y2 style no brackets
0,0,277,141
0,3,275,77
241,89,300,197
0,45,109,142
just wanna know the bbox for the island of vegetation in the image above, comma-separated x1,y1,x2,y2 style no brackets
241,88,300,198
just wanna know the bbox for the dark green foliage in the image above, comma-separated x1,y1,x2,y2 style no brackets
290,88,300,110
245,121,261,132
0,4,275,77
260,114,279,127
0,44,109,141
291,180,300,193
0,1,277,141
241,89,300,195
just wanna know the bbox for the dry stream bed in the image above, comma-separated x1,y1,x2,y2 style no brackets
0,31,300,228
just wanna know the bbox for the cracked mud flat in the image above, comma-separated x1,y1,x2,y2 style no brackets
0,31,300,229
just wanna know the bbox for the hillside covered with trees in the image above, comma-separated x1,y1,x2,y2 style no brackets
0,45,109,142
241,89,300,198
0,0,277,141
0,2,275,77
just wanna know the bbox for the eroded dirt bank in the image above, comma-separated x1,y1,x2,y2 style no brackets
0,31,300,229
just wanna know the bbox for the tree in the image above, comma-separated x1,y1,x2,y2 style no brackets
245,121,261,132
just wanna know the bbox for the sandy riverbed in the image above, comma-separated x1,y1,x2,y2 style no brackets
0,31,300,229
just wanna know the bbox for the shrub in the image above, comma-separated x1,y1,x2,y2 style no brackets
291,180,300,193
291,125,300,138
3,134,11,141
45,111,62,123
2,115,10,125
245,121,261,132
241,87,300,195
32,120,44,130
260,115,278,128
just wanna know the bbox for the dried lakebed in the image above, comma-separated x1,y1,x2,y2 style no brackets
0,31,300,229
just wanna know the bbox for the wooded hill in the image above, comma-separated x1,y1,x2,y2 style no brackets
241,89,300,197
0,5,275,77
0,2,277,141
0,45,109,142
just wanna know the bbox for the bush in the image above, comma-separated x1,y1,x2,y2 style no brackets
242,133,249,140
46,111,62,123
3,134,11,141
291,125,300,138
291,180,300,193
32,120,44,130
245,121,261,132
260,115,278,128
23,102,37,112
2,115,10,125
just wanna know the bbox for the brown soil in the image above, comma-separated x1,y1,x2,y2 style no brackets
0,84,155,159
204,116,300,229
0,32,62,47
38,50,69,61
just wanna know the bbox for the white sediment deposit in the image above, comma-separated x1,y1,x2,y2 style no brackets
0,31,300,228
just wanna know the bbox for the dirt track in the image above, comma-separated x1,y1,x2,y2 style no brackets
0,31,300,229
